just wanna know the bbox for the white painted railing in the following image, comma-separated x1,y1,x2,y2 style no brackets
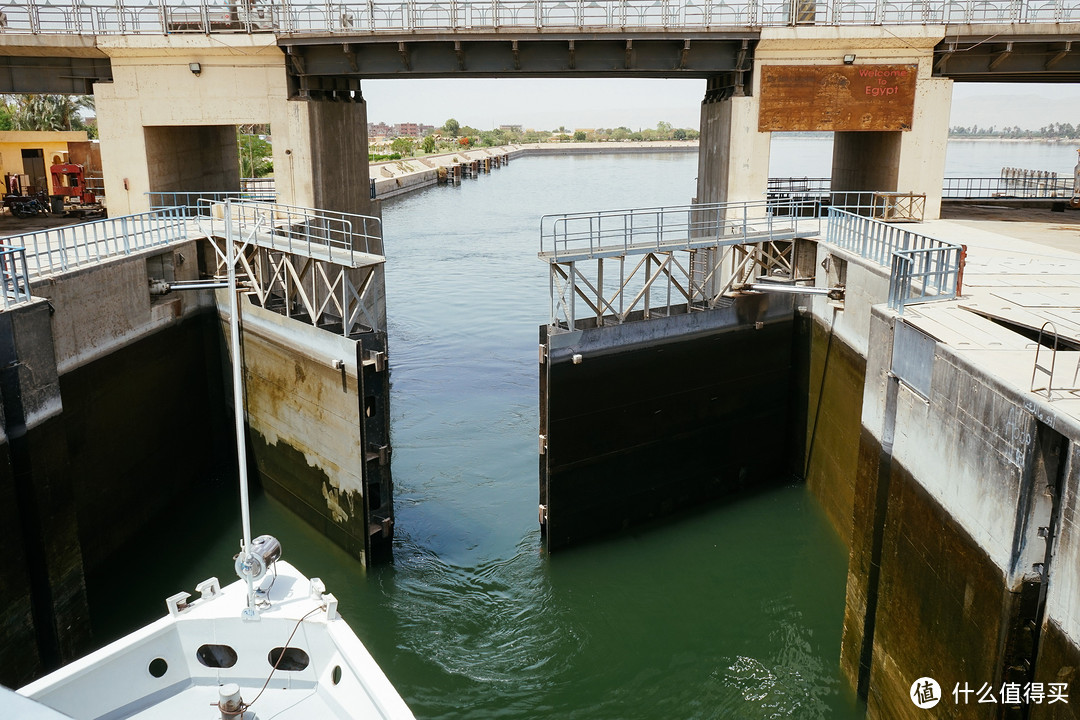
2,0,1078,35
5,207,189,277
0,246,32,308
826,207,964,313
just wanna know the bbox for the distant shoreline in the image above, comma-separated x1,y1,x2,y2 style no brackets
947,136,1080,144
370,141,698,199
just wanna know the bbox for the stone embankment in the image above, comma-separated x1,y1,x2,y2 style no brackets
370,141,698,199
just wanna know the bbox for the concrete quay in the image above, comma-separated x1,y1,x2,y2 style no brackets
803,205,1080,719
370,141,698,199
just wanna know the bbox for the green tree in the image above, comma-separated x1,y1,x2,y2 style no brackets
673,128,687,140
421,134,437,154
442,118,460,137
391,136,415,156
573,130,586,141
8,94,94,132
238,132,273,178
656,120,673,137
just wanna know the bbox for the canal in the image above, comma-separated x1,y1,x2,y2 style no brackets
90,139,1080,718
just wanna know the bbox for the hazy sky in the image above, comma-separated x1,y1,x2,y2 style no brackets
362,78,1080,132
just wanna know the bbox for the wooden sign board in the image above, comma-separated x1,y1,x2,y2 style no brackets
758,64,917,132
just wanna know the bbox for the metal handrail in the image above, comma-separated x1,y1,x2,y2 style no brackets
198,199,383,263
768,176,1076,201
826,207,963,313
540,199,818,262
942,176,1074,198
4,0,1079,35
147,190,278,217
5,207,189,277
0,247,33,308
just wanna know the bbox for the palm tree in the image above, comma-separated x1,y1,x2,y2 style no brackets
6,94,94,132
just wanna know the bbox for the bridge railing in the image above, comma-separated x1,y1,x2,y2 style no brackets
4,207,189,277
3,0,1080,35
769,176,1076,201
197,199,383,263
540,199,817,262
147,189,278,217
942,176,1074,198
826,207,964,313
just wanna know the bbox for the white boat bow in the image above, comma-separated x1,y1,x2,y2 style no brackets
17,560,415,720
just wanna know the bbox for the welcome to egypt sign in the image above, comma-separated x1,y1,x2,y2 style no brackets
758,64,918,132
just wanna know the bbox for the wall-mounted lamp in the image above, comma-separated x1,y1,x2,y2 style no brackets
189,62,202,76
843,54,856,65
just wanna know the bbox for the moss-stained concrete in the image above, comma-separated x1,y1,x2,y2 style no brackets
804,317,865,549
1031,620,1080,720
868,455,1007,719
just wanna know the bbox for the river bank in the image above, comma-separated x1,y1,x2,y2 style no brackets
370,141,698,199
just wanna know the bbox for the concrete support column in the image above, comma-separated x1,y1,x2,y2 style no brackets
276,95,375,224
832,132,901,193
696,92,771,206
831,77,952,220
897,76,952,220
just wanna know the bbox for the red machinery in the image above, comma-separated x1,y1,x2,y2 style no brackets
50,163,96,204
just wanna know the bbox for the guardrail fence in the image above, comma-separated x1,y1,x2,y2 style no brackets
4,0,1078,35
204,199,385,336
540,199,814,262
6,206,189,277
826,207,964,313
147,189,277,217
0,247,32,308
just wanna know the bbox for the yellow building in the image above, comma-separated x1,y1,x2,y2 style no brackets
0,130,90,194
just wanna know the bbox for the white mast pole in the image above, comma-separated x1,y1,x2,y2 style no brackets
226,203,256,616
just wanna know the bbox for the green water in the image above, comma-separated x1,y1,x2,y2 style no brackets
90,153,859,719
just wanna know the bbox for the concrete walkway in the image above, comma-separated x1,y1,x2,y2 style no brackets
900,205,1080,416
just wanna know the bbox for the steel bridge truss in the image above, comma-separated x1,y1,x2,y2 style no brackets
548,239,798,330
203,200,385,337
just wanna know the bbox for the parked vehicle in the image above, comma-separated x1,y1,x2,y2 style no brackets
4,192,50,218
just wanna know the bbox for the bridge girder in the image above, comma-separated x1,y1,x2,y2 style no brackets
279,33,757,90
935,34,1080,82
0,55,111,94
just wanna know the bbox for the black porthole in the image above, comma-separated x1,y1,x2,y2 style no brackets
197,644,238,668
268,647,310,671
148,657,168,678
331,665,342,685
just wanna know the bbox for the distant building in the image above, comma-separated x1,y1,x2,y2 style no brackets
391,123,436,137
368,122,393,138
499,125,523,133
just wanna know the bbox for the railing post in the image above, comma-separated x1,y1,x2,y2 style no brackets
568,260,576,329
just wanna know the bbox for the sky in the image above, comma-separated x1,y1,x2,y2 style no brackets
361,78,1080,132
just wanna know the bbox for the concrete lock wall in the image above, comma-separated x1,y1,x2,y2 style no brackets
94,36,374,218
0,242,229,687
818,284,1080,720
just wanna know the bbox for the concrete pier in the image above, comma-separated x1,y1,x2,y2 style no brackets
803,208,1080,718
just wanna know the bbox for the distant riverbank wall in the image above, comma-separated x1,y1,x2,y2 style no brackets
370,141,698,199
